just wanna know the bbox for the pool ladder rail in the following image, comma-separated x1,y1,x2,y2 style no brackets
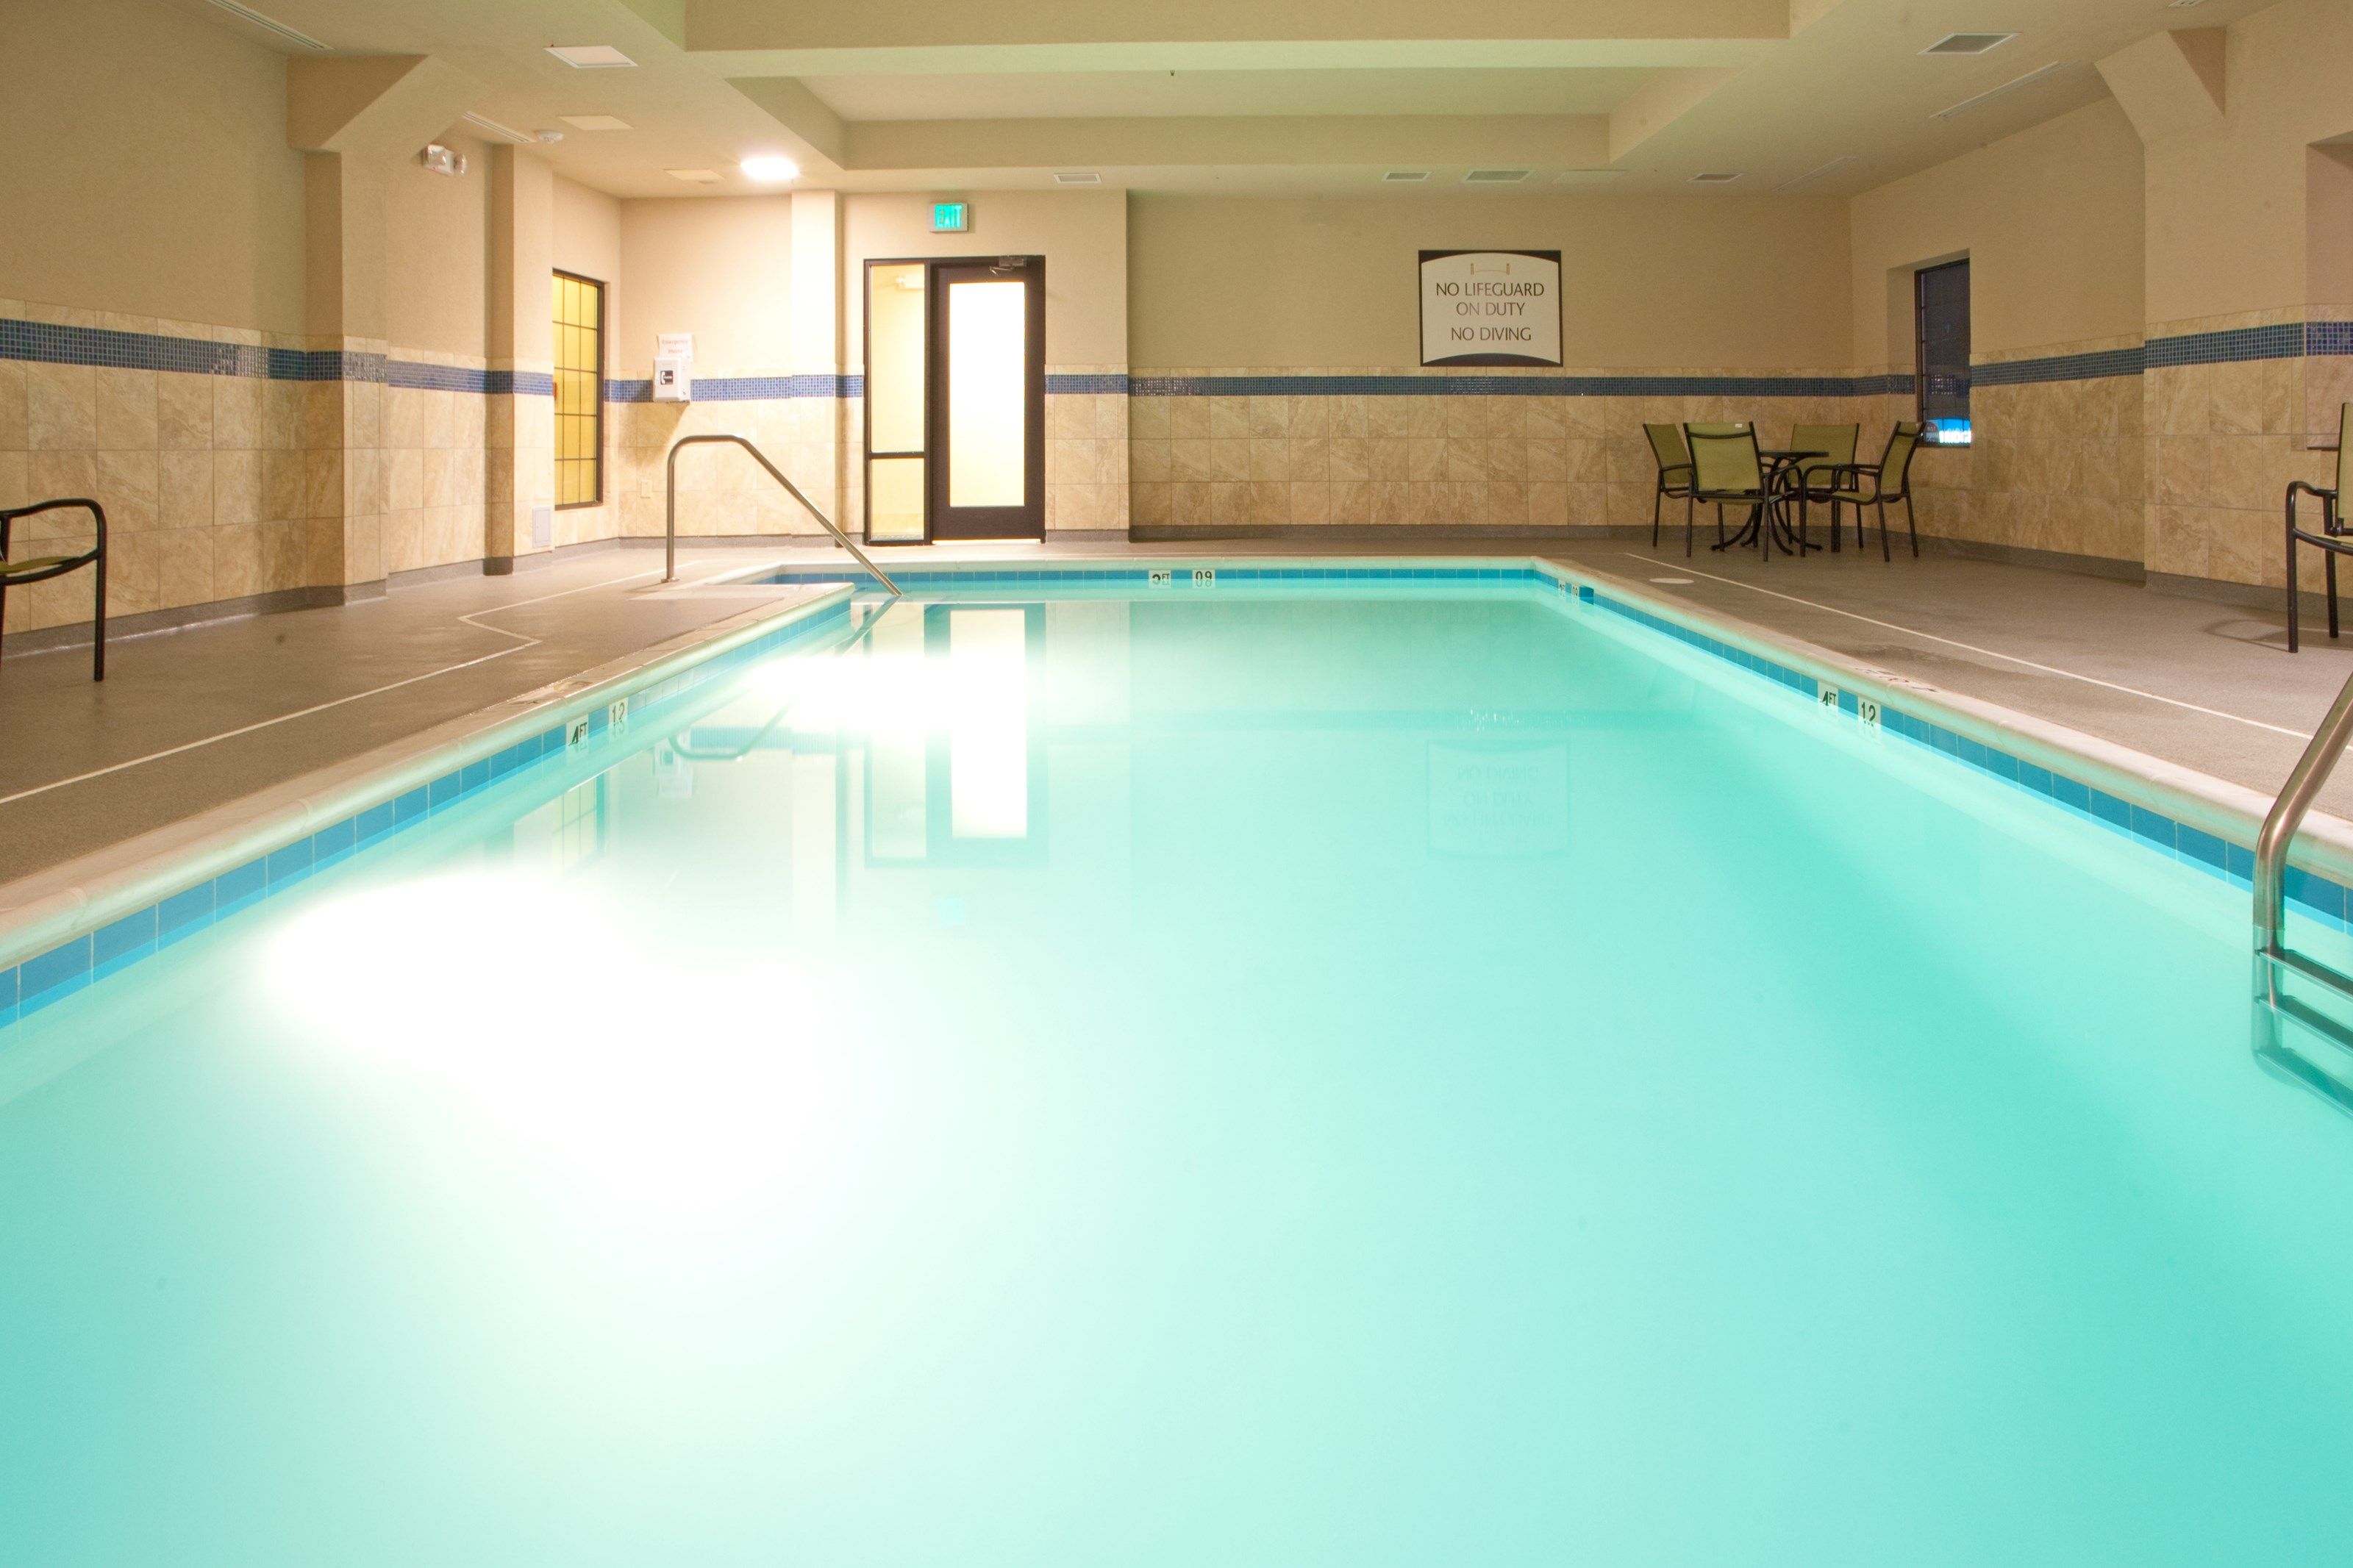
2254,661,2353,1106
663,434,902,595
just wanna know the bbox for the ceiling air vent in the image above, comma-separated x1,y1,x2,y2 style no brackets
1922,32,2017,55
1689,171,1744,183
204,0,329,50
1463,169,1530,183
546,45,637,68
1383,171,1429,182
1054,171,1102,185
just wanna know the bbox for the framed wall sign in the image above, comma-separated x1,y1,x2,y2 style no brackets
1418,249,1563,367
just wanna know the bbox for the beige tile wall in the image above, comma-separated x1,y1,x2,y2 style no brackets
612,391,843,540
2143,311,2340,591
0,300,328,636
1896,334,2146,566
1129,368,1888,533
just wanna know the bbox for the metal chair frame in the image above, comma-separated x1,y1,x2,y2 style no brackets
1822,422,1924,562
0,498,109,681
1643,423,1699,554
2283,404,2352,654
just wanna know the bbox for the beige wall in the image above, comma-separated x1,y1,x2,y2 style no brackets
1127,193,1851,370
1850,99,2145,368
615,197,794,377
382,129,495,359
2141,0,2353,326
843,190,1130,371
553,176,624,292
0,0,307,334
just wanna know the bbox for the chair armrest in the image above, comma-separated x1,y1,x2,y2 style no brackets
0,498,107,564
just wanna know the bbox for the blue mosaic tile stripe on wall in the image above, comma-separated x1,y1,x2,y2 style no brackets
601,373,1119,404
0,317,557,395
1974,347,2148,387
1129,373,1891,399
0,600,857,1033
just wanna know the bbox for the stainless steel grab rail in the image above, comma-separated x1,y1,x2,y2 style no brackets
663,434,901,595
2256,666,2353,964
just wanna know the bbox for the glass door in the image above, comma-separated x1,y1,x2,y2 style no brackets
928,259,1043,540
863,262,929,543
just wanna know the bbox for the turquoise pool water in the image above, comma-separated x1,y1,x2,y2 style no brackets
4,585,2352,1564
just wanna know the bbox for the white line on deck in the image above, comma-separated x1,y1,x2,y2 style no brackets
1619,554,2310,741
0,567,672,809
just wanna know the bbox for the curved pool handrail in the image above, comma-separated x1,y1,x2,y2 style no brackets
2255,662,2353,975
664,434,902,595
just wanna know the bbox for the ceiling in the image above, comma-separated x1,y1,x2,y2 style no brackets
165,0,2279,199
799,68,1660,122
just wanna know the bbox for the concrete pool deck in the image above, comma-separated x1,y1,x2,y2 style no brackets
0,533,2345,887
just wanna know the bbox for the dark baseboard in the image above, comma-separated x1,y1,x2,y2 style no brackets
2144,570,2315,618
1919,536,2147,583
1127,524,1643,545
0,584,360,656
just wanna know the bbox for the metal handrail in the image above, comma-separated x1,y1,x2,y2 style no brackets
663,434,901,595
2256,662,2353,968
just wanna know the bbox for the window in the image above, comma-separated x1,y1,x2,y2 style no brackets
1914,258,1971,446
553,271,604,506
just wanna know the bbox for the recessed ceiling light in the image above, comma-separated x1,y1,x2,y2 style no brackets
740,155,799,182
204,0,328,49
1383,171,1429,182
560,115,632,131
1464,169,1530,183
1690,171,1744,183
1922,32,2018,55
1053,171,1102,185
546,44,635,68
666,168,722,184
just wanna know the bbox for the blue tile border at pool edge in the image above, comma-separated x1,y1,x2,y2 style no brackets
3,562,2341,1031
0,598,857,1034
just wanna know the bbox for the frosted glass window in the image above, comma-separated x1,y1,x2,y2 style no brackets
867,457,926,543
867,264,926,456
946,280,1026,508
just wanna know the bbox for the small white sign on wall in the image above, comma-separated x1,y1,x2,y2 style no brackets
1419,250,1563,368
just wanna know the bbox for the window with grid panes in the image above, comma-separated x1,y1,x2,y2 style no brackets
1914,259,1971,446
553,272,604,506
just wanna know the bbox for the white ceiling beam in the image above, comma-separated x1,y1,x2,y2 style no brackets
682,0,1793,54
835,114,1613,172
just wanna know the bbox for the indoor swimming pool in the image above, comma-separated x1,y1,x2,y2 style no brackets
4,573,2353,1564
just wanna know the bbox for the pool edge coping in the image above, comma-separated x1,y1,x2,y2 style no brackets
2,551,2344,1025
1529,553,2353,892
0,584,855,982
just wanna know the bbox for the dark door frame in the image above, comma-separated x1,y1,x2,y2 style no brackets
860,255,1046,544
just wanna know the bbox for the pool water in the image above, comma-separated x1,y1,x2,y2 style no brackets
4,587,2352,1565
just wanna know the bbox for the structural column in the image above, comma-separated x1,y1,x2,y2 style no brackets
488,145,557,571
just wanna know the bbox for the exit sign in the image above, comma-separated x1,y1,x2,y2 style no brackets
931,201,970,233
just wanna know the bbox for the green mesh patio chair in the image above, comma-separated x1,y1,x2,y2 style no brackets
1644,422,1698,552
1788,422,1860,551
1821,421,1924,562
1683,422,1789,560
2285,402,2353,653
0,498,107,681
